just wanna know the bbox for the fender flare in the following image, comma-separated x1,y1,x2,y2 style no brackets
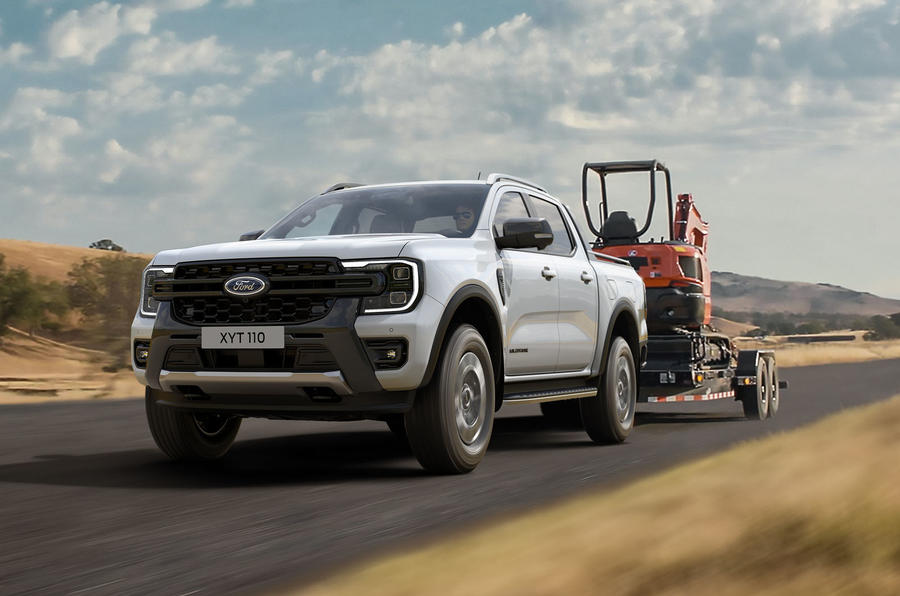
421,284,504,390
596,300,641,376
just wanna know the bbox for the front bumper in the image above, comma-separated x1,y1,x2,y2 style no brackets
130,295,443,416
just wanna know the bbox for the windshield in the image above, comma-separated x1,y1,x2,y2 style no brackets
261,183,490,239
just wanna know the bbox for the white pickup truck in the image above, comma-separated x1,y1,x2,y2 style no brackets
132,175,648,473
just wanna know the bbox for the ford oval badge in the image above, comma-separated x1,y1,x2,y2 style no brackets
224,274,269,297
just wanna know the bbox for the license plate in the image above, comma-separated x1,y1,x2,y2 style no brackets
201,326,285,349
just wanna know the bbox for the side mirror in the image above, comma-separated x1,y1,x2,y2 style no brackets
495,218,553,250
239,229,264,242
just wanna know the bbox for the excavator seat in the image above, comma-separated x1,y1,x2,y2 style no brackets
600,211,639,246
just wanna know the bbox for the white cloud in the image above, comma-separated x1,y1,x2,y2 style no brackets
149,0,210,11
47,2,156,64
26,115,81,172
0,42,32,65
188,83,251,107
224,0,254,7
249,49,296,85
127,33,239,75
1,88,81,173
1,87,73,129
99,138,138,183
83,73,166,115
144,115,252,187
446,21,464,39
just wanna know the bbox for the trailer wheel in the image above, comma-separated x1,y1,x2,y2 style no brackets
740,359,769,420
766,360,780,418
581,337,636,444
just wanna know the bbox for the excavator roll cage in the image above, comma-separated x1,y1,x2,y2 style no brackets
581,160,674,242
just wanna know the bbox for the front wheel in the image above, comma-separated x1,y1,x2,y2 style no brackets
405,325,495,474
580,337,636,444
145,388,241,461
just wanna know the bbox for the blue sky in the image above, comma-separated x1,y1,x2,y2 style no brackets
1,0,899,299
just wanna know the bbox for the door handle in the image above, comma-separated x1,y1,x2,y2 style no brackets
581,271,593,284
541,266,556,280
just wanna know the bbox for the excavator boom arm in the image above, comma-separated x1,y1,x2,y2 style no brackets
673,193,709,253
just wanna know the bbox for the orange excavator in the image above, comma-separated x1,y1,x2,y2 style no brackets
582,160,785,419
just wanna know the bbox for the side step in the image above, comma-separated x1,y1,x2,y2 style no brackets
504,386,597,405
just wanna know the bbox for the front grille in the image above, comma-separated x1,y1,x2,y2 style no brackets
164,344,339,372
153,259,383,326
173,295,333,325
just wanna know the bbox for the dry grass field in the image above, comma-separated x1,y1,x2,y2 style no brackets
290,393,900,596
0,238,152,283
0,327,141,404
735,334,900,368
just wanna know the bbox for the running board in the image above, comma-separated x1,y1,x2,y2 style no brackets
504,386,597,405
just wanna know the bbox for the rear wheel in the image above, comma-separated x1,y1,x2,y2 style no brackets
145,387,241,461
580,337,636,444
405,325,495,474
740,359,769,420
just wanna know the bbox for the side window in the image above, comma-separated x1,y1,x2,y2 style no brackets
492,191,530,237
530,196,575,256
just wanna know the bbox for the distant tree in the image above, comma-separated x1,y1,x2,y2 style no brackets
796,321,826,335
0,254,69,337
17,279,70,334
866,315,900,340
66,255,146,366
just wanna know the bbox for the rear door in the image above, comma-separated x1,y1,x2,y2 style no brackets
527,195,600,372
493,190,560,375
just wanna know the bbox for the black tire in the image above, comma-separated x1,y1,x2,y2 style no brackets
740,359,769,420
539,399,582,428
766,359,780,418
405,324,495,474
145,387,241,461
580,337,636,444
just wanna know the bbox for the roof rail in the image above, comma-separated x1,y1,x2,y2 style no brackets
485,173,547,193
322,182,363,194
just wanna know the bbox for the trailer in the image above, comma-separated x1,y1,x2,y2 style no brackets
582,160,786,419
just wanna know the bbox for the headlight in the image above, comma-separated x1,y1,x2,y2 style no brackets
341,259,421,314
140,267,173,317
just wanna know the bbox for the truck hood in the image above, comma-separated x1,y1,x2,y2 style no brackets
151,234,443,266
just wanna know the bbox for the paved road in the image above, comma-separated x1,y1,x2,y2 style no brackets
1,359,898,595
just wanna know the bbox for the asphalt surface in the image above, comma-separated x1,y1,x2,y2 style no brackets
1,358,898,595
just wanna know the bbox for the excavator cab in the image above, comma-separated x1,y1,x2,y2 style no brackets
582,160,711,334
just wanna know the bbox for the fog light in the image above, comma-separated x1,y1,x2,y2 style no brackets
695,373,704,383
389,291,408,305
134,341,150,368
364,339,408,370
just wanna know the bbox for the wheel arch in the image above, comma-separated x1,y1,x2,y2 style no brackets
599,302,641,376
421,284,504,409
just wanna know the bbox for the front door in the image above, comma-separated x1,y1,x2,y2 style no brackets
493,190,559,375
